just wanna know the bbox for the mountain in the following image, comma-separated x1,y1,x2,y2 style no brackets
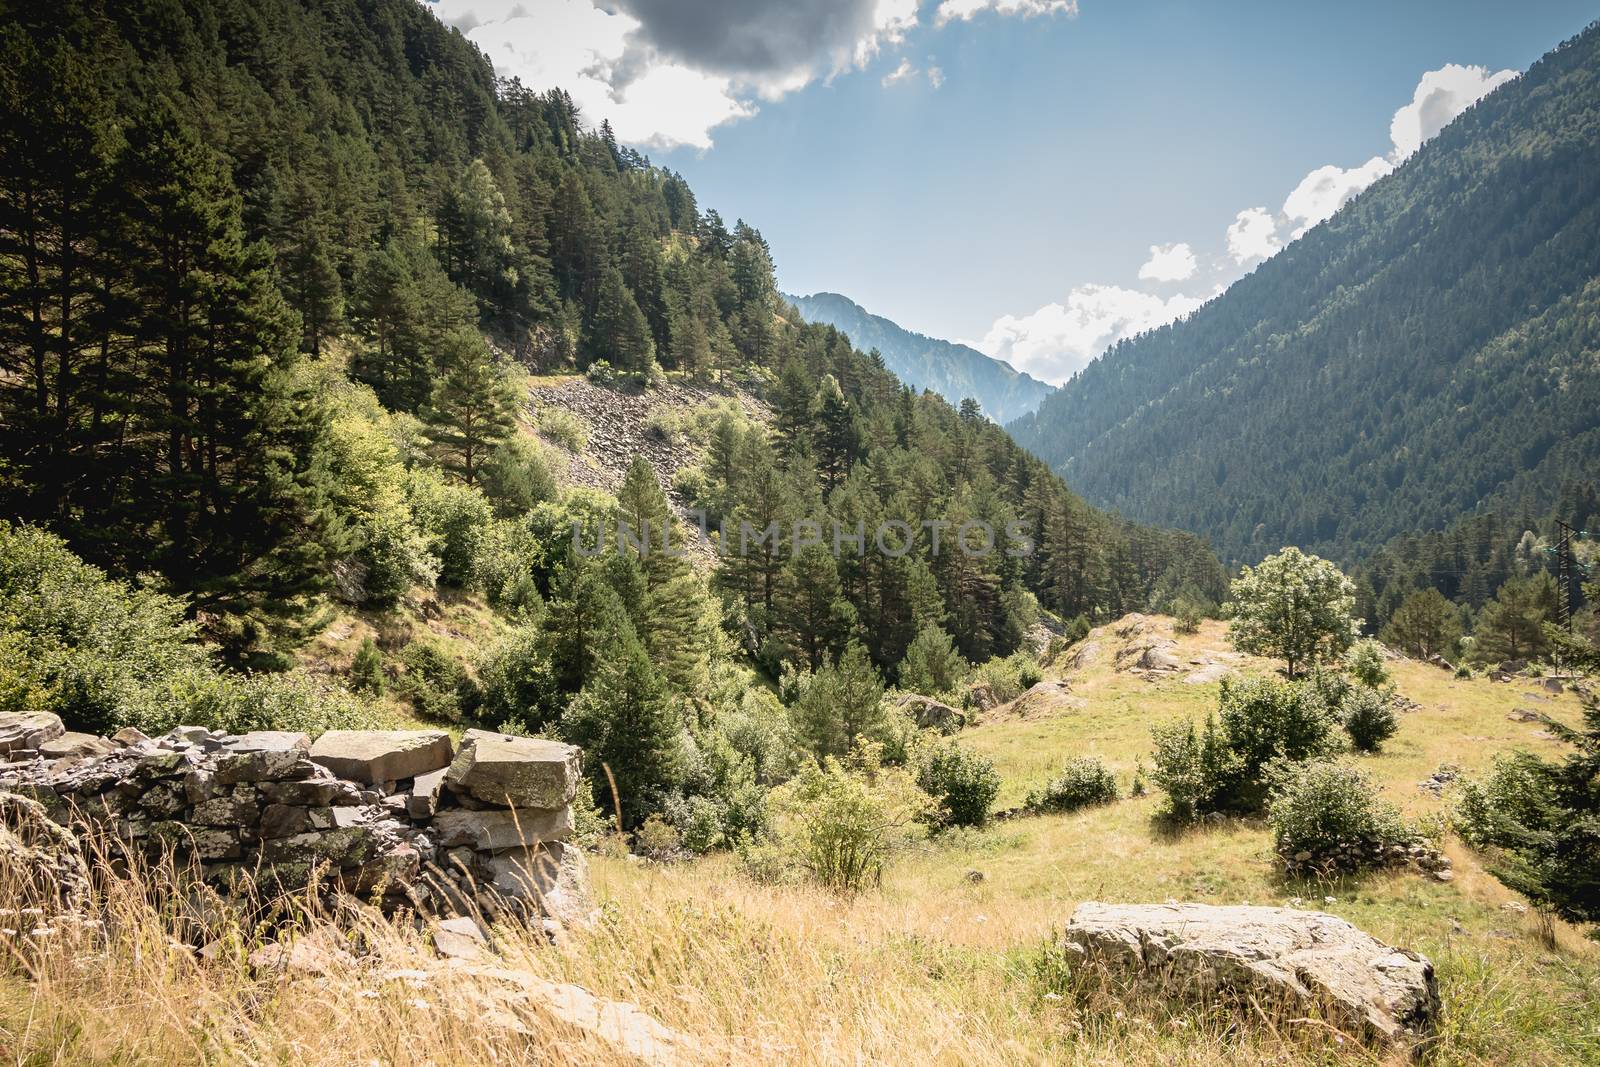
1011,22,1600,566
786,291,1054,423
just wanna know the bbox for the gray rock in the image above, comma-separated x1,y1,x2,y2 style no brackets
893,694,965,734
432,915,486,959
259,772,356,807
430,807,573,851
482,842,592,926
1062,902,1438,1045
214,735,312,784
309,730,454,785
190,788,260,827
111,727,150,746
444,730,581,809
407,767,448,819
39,732,118,760
0,711,65,756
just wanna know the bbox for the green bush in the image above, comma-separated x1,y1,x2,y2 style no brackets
478,435,557,516
349,637,385,695
898,624,970,699
1149,676,1341,821
1062,615,1092,645
1267,759,1419,875
539,408,590,453
1024,756,1119,814
971,651,1043,705
160,669,389,738
1342,684,1399,753
477,626,559,733
753,754,931,892
397,639,479,722
355,509,437,605
1346,639,1391,689
916,743,1001,828
407,469,494,587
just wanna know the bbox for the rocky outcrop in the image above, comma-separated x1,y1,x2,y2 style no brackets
893,694,965,734
0,714,590,929
987,680,1085,721
1062,902,1439,1046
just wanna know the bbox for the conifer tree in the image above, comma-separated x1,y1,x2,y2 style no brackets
586,265,655,371
423,328,517,485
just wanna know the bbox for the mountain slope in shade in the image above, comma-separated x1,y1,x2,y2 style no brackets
1010,22,1600,566
786,291,1055,423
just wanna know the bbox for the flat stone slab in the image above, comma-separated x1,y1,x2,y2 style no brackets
445,730,580,809
430,807,573,850
0,711,64,755
309,730,453,785
1063,902,1438,1045
39,731,119,759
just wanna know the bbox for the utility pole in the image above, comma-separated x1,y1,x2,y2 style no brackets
1554,518,1576,633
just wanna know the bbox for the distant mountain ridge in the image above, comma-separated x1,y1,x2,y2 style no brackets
1010,22,1600,565
785,291,1055,423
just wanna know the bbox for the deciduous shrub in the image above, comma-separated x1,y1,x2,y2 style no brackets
349,637,385,696
1346,639,1391,689
916,743,1001,828
1150,676,1342,820
397,639,479,721
1267,759,1420,875
1024,756,1119,814
537,406,589,452
1342,684,1399,753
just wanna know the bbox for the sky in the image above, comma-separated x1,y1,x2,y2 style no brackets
427,0,1599,385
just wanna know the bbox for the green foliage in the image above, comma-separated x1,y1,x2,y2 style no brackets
898,624,971,699
406,469,494,587
971,651,1043,706
478,436,557,517
1454,688,1600,922
1150,675,1342,821
349,637,385,696
1227,548,1359,677
1380,588,1463,662
1023,757,1119,814
1471,574,1559,665
537,408,588,453
1267,760,1419,875
476,626,558,734
788,643,887,760
1341,684,1399,753
396,639,478,722
1011,30,1600,566
1346,639,1390,689
423,330,519,485
916,743,1001,829
752,752,930,892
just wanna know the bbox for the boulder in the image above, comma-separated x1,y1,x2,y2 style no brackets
0,791,90,910
894,694,965,734
38,731,118,760
445,730,581,809
215,733,313,784
309,730,453,785
1062,902,1438,1045
0,711,64,756
481,841,592,925
430,807,573,850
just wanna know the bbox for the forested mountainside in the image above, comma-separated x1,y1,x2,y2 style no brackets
784,291,1055,423
1011,22,1600,568
0,0,1224,821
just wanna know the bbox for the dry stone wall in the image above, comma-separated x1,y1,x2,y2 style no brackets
0,714,590,928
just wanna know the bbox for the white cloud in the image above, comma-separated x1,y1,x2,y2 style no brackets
971,284,1206,385
882,57,917,86
1280,155,1393,236
927,64,945,89
1221,62,1517,259
1226,207,1281,265
936,0,1077,26
1389,63,1516,160
429,0,923,149
1137,242,1197,282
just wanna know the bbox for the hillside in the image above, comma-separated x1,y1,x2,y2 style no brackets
1011,23,1600,566
785,291,1055,423
9,614,1600,1065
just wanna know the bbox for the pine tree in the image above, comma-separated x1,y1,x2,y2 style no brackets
1473,573,1558,664
423,328,517,485
586,265,655,371
615,457,708,693
777,543,856,669
1380,587,1463,660
790,642,886,759
561,612,684,826
898,624,969,696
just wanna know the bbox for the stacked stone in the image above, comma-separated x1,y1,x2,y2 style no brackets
0,713,588,926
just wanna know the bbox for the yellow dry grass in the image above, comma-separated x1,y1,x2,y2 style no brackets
4,616,1599,1065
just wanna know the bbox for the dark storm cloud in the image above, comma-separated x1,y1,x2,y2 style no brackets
603,0,885,80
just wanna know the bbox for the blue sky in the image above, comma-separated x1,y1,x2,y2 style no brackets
432,0,1598,382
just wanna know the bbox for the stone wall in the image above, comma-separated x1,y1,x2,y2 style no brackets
0,713,590,928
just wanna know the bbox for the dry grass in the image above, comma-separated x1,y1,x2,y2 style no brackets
4,617,1600,1065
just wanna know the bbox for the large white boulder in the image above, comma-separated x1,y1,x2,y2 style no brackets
309,730,453,785
1063,902,1439,1045
444,730,580,809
